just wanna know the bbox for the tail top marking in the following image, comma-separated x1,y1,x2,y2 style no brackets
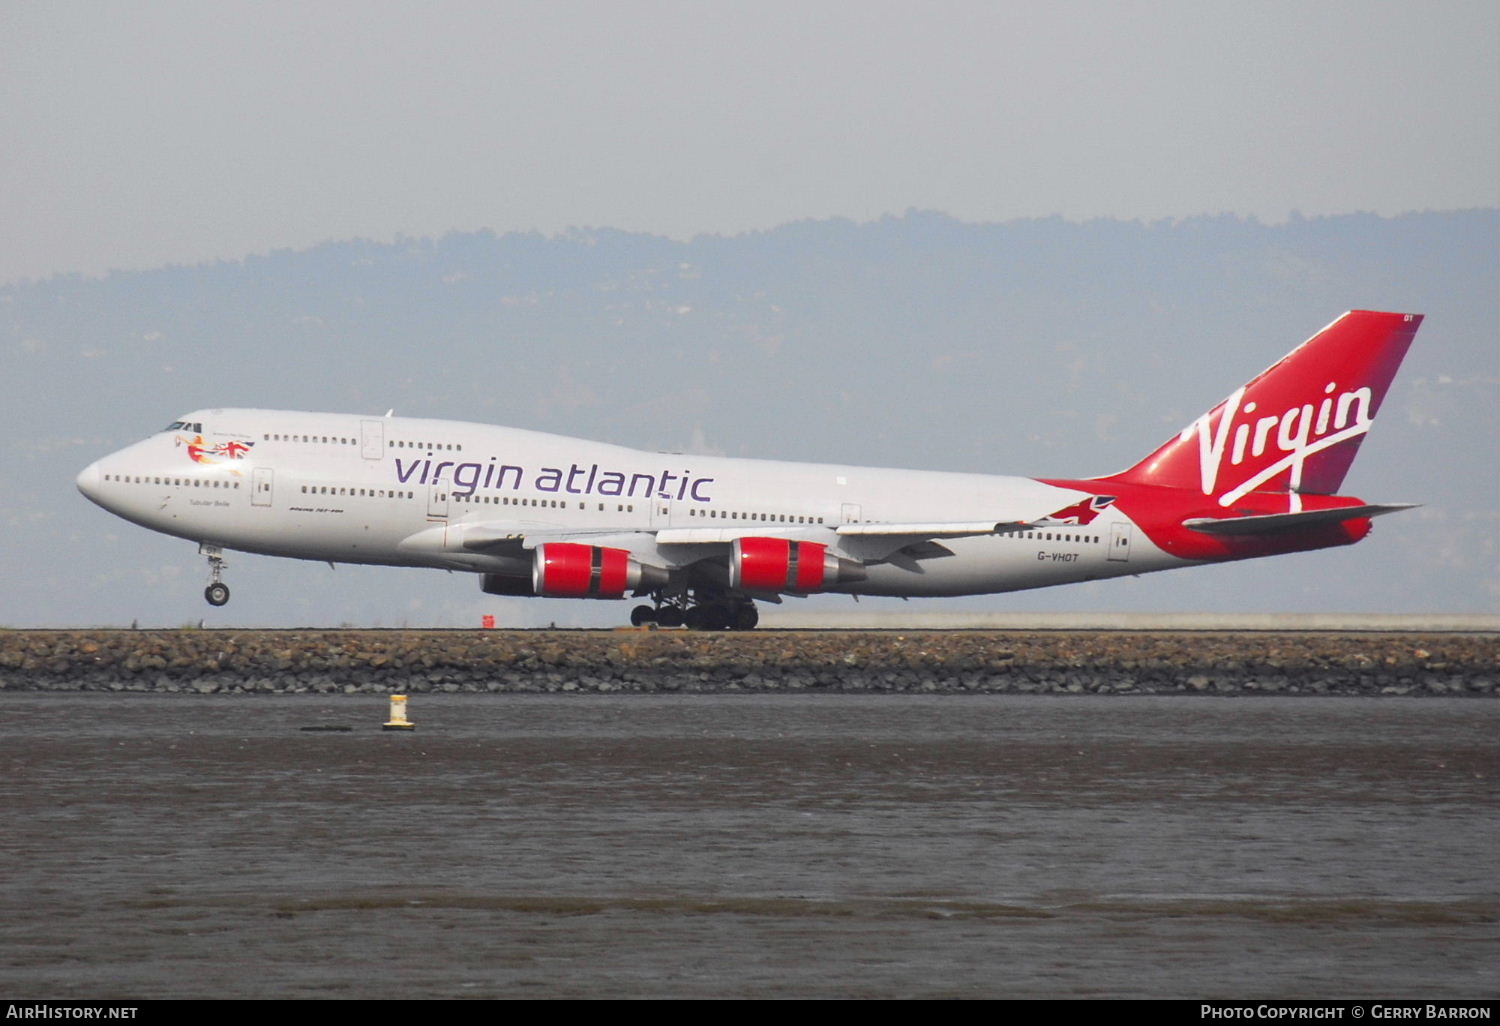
1106,311,1421,504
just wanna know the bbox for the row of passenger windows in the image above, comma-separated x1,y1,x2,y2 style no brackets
261,433,463,452
391,440,461,450
300,486,414,499
452,494,637,512
1007,531,1098,543
266,434,357,445
687,508,825,524
105,474,239,489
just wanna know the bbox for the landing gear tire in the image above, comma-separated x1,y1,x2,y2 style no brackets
732,603,759,631
679,603,736,631
657,606,685,628
630,604,657,627
200,543,229,607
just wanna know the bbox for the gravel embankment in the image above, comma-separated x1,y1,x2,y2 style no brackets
1,629,1494,696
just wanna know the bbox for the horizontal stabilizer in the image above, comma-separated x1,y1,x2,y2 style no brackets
1183,503,1418,536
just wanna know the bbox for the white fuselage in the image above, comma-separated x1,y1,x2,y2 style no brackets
76,408,1172,599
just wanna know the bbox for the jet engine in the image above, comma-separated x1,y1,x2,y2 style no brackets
728,537,865,593
531,542,668,599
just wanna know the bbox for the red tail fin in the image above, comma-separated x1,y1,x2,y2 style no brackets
1101,311,1421,506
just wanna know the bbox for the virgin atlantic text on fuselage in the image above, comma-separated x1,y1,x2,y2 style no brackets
393,457,715,502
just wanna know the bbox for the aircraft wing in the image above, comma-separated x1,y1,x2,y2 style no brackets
455,521,637,551
454,523,528,551
442,515,1048,575
834,520,1029,538
653,520,1027,546
1183,503,1418,536
657,519,1040,573
399,521,648,560
460,523,674,554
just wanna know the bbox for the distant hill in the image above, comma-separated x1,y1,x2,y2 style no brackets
6,209,1495,626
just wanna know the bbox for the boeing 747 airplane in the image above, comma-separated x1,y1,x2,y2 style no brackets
76,310,1422,629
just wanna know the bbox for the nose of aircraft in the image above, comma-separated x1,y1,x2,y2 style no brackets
76,460,102,502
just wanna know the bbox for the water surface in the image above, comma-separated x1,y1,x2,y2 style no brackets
3,693,1495,998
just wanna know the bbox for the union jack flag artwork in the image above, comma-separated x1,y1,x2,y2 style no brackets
212,440,254,459
1046,494,1116,525
175,434,255,464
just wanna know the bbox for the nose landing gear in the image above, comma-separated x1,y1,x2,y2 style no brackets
200,543,230,607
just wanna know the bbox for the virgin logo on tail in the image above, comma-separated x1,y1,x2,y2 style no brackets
1183,380,1374,505
1102,311,1421,505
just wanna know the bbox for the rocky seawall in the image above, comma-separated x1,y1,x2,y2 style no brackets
1,629,1494,696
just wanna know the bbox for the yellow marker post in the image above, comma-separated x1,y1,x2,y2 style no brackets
383,694,415,731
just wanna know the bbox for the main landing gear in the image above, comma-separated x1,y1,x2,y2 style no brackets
201,543,230,607
631,594,759,631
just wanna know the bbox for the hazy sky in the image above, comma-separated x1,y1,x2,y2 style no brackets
3,0,1496,284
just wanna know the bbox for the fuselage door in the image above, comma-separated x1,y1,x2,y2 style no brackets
427,473,449,521
251,467,274,508
1108,521,1132,562
360,419,385,461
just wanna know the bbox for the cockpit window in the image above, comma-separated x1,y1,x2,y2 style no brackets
162,421,203,433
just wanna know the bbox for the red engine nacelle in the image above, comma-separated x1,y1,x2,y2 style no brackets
728,537,864,593
532,543,666,599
